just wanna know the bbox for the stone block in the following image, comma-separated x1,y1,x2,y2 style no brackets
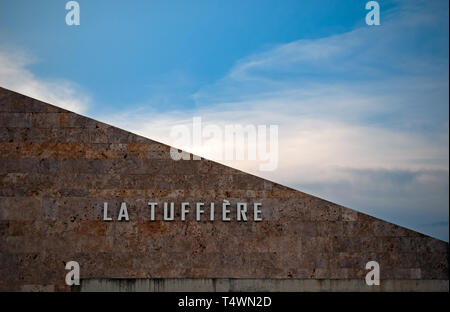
0,113,32,128
32,113,60,128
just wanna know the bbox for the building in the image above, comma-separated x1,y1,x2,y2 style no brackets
0,87,448,291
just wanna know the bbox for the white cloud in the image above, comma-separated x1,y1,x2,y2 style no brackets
0,50,89,114
102,99,449,240
103,103,448,179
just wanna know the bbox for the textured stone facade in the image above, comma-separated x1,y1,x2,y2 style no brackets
0,87,448,291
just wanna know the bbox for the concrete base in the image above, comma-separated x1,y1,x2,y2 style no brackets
78,278,449,292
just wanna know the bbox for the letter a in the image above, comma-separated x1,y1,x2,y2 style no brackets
365,260,380,286
66,1,80,26
365,1,380,26
65,261,80,286
118,202,130,221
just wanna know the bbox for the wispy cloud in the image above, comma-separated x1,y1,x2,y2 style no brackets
0,49,89,114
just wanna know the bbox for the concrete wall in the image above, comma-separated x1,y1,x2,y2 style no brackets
78,278,449,292
0,87,448,292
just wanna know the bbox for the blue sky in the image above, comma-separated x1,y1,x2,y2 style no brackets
0,0,448,240
0,0,396,112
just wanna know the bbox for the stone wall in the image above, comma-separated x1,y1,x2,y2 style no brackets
0,87,448,291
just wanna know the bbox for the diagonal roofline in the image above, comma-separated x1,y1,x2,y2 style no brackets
0,85,447,242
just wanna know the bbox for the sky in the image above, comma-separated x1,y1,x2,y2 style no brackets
0,0,448,241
